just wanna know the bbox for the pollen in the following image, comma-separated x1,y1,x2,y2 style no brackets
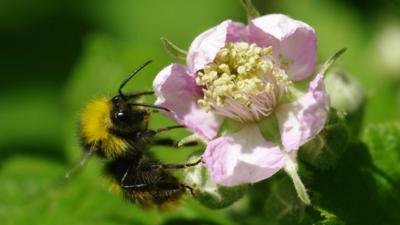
196,42,292,122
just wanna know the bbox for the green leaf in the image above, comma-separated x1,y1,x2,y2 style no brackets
161,218,223,225
314,207,345,225
230,174,346,225
305,141,400,225
0,157,160,225
299,109,349,170
0,155,238,225
263,176,309,224
362,123,400,181
362,123,400,221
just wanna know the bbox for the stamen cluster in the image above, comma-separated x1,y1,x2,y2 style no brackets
196,42,292,122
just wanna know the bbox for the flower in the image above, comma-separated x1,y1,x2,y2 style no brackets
153,14,329,198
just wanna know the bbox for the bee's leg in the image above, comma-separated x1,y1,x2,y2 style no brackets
181,184,196,197
120,165,131,186
147,125,198,147
154,125,184,133
64,145,97,180
154,179,196,196
120,166,152,189
121,183,151,189
153,138,177,147
152,182,189,205
141,125,183,137
153,137,198,148
150,159,202,170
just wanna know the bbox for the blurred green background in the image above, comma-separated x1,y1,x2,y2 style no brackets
1,0,400,224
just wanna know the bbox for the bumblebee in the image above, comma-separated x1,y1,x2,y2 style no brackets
105,153,199,208
68,60,200,207
78,60,169,159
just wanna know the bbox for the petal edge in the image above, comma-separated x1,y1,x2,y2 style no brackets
153,64,222,140
203,124,285,186
276,74,329,151
249,14,317,80
187,20,246,73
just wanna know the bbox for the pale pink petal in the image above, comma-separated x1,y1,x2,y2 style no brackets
153,64,223,140
248,14,316,80
202,124,286,186
275,74,329,151
187,20,246,73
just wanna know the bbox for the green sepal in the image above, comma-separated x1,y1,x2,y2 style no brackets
320,48,347,76
184,152,247,209
160,37,187,62
283,48,348,105
257,114,281,144
217,118,245,136
240,0,260,22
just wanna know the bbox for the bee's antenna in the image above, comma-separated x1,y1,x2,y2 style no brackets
119,60,153,99
127,103,170,112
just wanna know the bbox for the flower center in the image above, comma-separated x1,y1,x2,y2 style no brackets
196,42,292,122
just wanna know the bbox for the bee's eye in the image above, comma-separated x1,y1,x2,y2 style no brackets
112,96,120,105
112,108,147,127
114,111,127,121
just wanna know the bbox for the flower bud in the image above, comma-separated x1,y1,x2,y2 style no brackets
184,153,247,209
325,67,366,114
325,67,366,139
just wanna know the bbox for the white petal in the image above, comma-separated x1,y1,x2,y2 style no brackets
187,20,246,73
248,14,317,80
276,74,329,151
153,64,223,140
202,124,286,186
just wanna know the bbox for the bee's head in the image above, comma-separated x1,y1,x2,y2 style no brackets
109,60,170,132
110,95,150,131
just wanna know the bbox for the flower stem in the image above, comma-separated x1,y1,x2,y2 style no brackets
284,153,311,205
